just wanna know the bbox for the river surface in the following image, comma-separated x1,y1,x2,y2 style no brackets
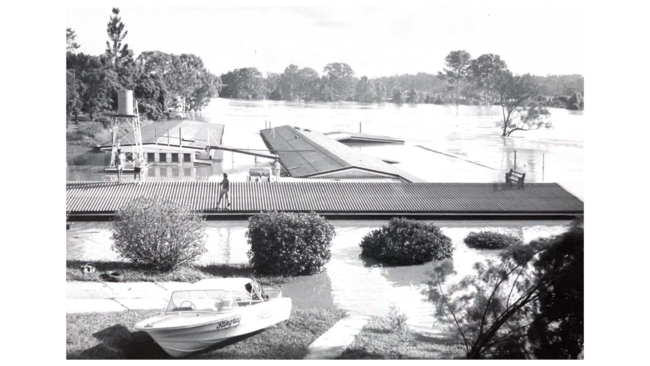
67,219,571,335
67,98,584,200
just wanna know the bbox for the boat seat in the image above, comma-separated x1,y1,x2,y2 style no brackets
214,299,237,311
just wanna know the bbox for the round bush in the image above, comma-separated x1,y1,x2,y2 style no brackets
111,197,207,271
246,212,336,276
359,218,453,265
463,231,522,250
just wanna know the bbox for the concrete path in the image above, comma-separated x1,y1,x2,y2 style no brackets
304,315,369,359
66,281,189,313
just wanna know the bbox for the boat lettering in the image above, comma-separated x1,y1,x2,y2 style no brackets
215,316,241,330
258,310,272,320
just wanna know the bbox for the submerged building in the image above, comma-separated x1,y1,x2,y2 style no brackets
100,120,224,165
260,125,422,182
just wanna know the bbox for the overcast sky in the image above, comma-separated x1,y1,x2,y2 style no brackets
66,6,584,78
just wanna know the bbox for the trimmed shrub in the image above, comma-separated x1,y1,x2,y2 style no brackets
111,197,207,271
463,231,522,250
359,218,453,265
246,212,336,276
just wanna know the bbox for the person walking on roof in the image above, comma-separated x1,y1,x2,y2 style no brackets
115,149,126,183
133,153,146,184
273,160,281,182
217,173,231,209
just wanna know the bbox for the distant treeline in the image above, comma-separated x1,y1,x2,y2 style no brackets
219,60,584,110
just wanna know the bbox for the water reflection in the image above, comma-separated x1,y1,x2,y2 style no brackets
67,219,570,334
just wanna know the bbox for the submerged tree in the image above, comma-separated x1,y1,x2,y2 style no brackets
323,62,355,101
220,67,266,100
392,88,403,104
355,76,377,103
425,221,584,359
406,88,420,104
493,71,552,137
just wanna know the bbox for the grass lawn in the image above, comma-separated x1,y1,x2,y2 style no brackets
66,307,346,359
67,260,291,286
339,317,465,359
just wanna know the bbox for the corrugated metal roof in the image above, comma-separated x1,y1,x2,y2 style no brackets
102,120,224,150
66,181,584,215
260,126,422,182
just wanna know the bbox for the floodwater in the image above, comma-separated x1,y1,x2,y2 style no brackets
67,219,571,335
67,98,584,200
66,99,582,333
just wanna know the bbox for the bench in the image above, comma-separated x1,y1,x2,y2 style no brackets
505,169,526,189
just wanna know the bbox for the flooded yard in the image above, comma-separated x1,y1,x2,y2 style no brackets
67,219,571,335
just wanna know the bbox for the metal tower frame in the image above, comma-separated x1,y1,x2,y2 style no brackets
109,99,144,168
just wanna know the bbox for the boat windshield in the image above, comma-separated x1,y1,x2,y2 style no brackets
166,290,239,313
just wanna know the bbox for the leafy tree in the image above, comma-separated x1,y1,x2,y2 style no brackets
355,76,377,103
67,52,119,120
278,64,300,100
296,67,320,100
406,88,420,104
372,72,445,102
532,74,584,96
392,88,403,104
527,220,584,359
374,81,387,102
438,50,473,105
470,54,508,103
105,8,131,69
187,71,221,111
220,67,266,100
66,28,80,53
136,51,175,111
323,62,355,101
493,71,552,137
134,72,166,120
265,72,281,99
169,54,221,111
63,69,82,123
426,221,584,359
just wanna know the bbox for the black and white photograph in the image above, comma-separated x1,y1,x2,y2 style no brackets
5,0,650,363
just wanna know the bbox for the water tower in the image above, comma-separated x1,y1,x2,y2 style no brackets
106,90,144,170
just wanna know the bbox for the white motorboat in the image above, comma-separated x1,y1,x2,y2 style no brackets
134,277,292,357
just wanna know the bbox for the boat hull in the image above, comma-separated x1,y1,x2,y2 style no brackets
136,297,292,357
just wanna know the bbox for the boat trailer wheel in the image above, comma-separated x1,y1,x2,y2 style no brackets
180,301,196,310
